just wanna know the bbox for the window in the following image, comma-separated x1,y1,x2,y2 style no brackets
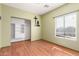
55,16,64,37
55,12,77,39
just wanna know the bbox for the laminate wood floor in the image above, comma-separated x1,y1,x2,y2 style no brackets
0,40,79,56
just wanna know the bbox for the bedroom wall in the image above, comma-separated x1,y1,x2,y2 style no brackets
41,3,79,51
0,4,2,48
0,4,41,48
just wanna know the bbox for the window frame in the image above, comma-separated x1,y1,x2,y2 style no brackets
55,12,77,40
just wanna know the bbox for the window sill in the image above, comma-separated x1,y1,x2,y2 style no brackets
55,36,77,41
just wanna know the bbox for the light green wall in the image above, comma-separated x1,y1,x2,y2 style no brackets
0,6,1,47
0,4,41,48
42,3,79,51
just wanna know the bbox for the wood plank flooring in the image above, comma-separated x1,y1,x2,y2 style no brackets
0,40,79,56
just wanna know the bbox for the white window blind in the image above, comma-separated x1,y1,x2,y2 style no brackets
64,12,77,38
55,16,64,37
55,12,77,39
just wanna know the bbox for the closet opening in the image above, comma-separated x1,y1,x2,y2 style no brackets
11,17,31,42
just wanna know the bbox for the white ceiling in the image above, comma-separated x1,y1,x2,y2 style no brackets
4,3,65,15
